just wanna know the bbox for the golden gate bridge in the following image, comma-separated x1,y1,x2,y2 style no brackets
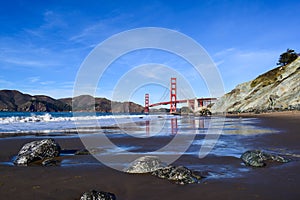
144,77,217,114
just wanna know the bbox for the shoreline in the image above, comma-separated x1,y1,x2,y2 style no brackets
224,110,300,118
0,113,299,199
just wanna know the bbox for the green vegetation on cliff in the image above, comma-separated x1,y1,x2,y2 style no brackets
277,49,298,67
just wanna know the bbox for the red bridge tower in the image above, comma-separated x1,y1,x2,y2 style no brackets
144,93,149,114
170,77,177,113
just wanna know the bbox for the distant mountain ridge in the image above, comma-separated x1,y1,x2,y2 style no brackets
60,95,144,113
0,90,143,113
212,57,300,113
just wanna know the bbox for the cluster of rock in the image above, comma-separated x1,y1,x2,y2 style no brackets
13,139,117,199
12,140,290,199
13,139,106,166
124,156,202,185
180,106,212,116
197,108,212,116
13,139,61,166
211,57,300,113
241,150,289,167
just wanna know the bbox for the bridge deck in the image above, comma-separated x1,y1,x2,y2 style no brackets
149,98,217,107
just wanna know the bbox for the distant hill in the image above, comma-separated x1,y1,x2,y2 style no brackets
60,95,144,113
0,90,70,112
0,90,144,113
212,57,300,113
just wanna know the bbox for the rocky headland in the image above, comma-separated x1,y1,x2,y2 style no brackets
212,57,300,113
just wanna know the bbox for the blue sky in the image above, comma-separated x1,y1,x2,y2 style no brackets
0,0,299,105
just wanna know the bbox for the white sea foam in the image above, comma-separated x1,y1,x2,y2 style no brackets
0,113,172,134
0,113,166,124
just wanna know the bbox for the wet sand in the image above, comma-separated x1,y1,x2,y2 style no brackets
0,112,300,200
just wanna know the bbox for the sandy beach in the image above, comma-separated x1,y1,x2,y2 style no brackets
1,0,300,199
0,112,300,200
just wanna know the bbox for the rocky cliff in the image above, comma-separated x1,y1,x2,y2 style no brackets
212,57,300,113
0,90,144,113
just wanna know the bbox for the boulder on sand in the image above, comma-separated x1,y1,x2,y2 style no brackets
14,139,61,166
241,150,289,167
124,156,165,173
124,156,202,184
151,165,202,185
80,190,116,200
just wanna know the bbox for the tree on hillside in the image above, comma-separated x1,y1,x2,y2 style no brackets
277,49,298,66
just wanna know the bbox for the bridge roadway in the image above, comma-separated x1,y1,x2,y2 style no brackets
149,98,217,107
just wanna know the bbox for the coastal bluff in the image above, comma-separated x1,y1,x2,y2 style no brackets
0,90,143,112
212,57,300,113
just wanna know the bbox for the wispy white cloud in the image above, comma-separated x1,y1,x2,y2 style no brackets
40,81,55,85
69,22,106,43
214,60,224,66
24,10,68,39
0,10,83,71
0,57,53,68
213,48,235,57
211,48,281,92
69,13,133,46
0,78,14,87
24,88,73,99
27,76,40,83
20,80,75,98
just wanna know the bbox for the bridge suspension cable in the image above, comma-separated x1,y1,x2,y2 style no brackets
144,77,217,114
158,86,169,103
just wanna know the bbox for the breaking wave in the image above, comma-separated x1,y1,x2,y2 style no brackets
0,112,170,134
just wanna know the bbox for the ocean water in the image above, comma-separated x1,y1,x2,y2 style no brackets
0,112,277,156
0,112,282,177
0,112,154,134
0,112,270,133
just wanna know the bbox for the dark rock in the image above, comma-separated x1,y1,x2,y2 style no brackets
241,150,289,167
14,139,61,166
151,165,202,185
124,156,165,173
198,108,212,116
124,156,202,184
80,190,116,200
75,149,91,155
75,148,103,155
42,158,60,166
